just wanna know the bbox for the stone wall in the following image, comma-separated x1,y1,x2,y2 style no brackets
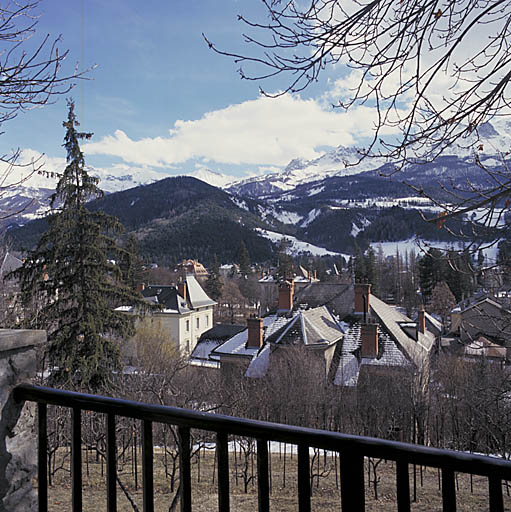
0,329,45,512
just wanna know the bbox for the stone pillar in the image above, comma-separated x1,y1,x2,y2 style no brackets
0,329,45,512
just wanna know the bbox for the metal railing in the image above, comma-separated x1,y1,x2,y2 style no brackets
13,383,511,512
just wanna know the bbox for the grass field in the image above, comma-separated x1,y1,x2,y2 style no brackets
45,444,511,511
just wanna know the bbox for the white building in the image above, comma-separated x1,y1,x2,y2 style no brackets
119,275,216,355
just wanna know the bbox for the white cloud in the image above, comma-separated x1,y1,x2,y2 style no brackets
83,93,387,168
0,149,166,193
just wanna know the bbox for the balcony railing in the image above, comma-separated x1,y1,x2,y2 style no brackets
13,383,511,512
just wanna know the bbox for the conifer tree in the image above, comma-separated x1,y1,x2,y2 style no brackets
276,238,293,281
14,100,142,391
238,241,251,277
205,254,223,301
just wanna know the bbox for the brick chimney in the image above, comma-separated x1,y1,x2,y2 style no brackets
418,307,426,335
278,280,294,311
246,316,263,349
354,283,371,316
177,279,187,300
361,322,378,358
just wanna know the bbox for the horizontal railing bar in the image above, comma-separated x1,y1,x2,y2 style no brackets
13,383,511,479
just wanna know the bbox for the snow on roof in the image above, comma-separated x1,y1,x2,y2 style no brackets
245,345,270,378
186,274,216,308
213,315,279,357
190,340,221,361
0,252,22,276
114,305,134,312
334,323,410,387
370,294,434,367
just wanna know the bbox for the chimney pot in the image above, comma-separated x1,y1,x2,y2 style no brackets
361,322,378,358
278,280,294,311
354,283,371,315
178,280,187,300
246,317,263,349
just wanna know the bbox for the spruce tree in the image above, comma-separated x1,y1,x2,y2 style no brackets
205,254,223,301
14,100,142,391
238,241,251,277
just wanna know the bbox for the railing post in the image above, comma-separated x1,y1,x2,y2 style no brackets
257,439,270,512
142,420,154,512
489,476,504,512
38,403,48,512
441,468,456,512
217,432,230,512
71,407,82,512
297,444,311,512
106,413,117,512
396,460,410,512
178,426,192,512
340,449,365,512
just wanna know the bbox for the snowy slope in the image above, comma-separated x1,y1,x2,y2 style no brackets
255,228,347,257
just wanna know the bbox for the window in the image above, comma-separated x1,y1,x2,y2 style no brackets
196,317,200,329
186,320,189,332
206,316,209,327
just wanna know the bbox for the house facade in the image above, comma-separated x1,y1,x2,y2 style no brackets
119,274,216,355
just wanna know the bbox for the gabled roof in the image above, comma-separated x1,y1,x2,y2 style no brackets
334,323,411,387
141,285,191,314
369,294,434,368
212,315,281,358
0,252,22,277
186,275,216,308
460,296,510,315
293,283,353,315
117,275,215,314
242,307,344,378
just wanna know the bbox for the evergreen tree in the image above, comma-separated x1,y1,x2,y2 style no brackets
119,233,145,291
276,238,294,281
13,100,142,391
205,254,223,301
238,241,251,277
418,248,445,303
429,281,456,329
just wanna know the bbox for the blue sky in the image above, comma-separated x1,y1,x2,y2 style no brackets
4,0,380,183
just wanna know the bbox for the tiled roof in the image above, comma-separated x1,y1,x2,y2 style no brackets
212,315,279,358
369,294,434,368
0,252,22,277
334,323,411,387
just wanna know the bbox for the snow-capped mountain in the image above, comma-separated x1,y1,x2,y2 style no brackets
185,168,235,189
0,157,165,228
227,145,387,198
226,120,511,199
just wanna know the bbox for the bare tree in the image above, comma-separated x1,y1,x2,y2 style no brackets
205,1,511,162
205,0,511,243
0,0,89,219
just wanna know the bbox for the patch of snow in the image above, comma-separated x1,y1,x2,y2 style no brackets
272,210,303,225
255,228,346,257
231,197,249,211
306,186,325,197
351,223,362,237
300,208,321,227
